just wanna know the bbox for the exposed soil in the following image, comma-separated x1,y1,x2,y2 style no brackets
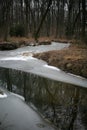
34,43,87,78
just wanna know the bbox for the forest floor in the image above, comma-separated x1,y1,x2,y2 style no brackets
0,37,87,78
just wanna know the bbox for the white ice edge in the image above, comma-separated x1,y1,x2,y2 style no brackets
10,92,24,101
44,64,60,71
0,55,35,61
0,93,7,98
68,72,86,80
44,64,85,81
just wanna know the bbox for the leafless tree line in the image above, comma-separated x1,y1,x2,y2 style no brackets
0,0,87,41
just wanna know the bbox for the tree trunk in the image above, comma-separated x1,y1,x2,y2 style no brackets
34,0,52,41
81,0,86,40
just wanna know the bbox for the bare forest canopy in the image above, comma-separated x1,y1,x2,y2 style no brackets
0,0,87,41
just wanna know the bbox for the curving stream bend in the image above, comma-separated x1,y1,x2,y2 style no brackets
0,42,87,88
0,42,87,130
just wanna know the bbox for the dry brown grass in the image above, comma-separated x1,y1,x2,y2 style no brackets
0,36,72,43
34,44,87,78
8,37,35,43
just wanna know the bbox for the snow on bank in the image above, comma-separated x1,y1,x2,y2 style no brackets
0,93,7,98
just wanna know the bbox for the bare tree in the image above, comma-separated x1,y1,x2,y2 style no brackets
0,0,86,41
81,0,86,40
34,0,52,41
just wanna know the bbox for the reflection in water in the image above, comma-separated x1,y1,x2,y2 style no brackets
0,68,87,130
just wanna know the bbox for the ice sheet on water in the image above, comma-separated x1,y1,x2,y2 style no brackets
44,64,60,71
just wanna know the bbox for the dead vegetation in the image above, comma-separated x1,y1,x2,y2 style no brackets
34,43,87,78
0,37,52,50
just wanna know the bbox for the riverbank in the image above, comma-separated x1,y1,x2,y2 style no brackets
0,37,87,78
34,42,87,78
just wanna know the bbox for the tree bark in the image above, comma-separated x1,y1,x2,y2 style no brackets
81,0,86,40
34,0,52,41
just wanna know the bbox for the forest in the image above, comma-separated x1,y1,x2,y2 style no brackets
0,0,87,41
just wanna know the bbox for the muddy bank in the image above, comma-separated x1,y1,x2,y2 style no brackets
0,37,70,50
0,41,51,50
34,44,87,78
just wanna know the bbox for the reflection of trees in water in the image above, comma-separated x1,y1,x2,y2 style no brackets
5,69,12,92
81,107,87,130
0,68,87,129
37,79,80,130
22,75,81,130
79,88,87,130
68,88,80,130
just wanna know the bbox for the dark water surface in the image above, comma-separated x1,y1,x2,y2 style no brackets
0,67,87,130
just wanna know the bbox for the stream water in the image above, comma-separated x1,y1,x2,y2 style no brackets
0,68,87,130
0,42,87,87
0,86,56,130
0,42,87,130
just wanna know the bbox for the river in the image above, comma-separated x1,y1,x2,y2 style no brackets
0,42,87,130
